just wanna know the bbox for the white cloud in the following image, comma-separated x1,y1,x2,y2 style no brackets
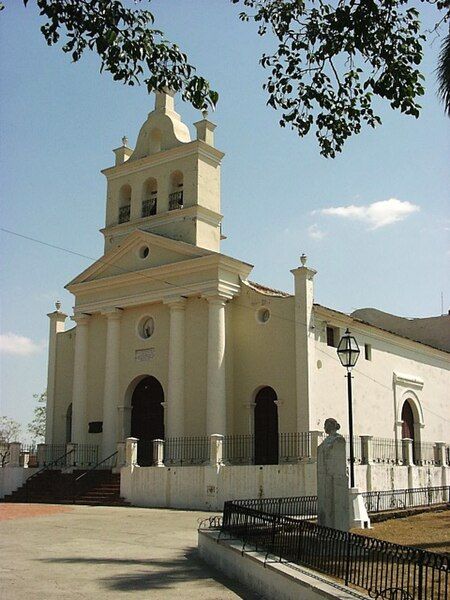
0,333,43,356
315,198,420,229
308,224,327,240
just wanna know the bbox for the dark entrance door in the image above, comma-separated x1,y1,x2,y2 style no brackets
254,387,278,465
131,376,164,466
401,400,416,464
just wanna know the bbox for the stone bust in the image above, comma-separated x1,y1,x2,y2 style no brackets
322,418,343,446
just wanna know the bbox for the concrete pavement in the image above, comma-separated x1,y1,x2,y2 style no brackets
0,503,261,599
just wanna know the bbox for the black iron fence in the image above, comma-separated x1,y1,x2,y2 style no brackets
226,495,317,518
164,436,210,465
371,437,402,464
221,432,312,465
73,444,99,467
221,501,449,599
363,486,449,514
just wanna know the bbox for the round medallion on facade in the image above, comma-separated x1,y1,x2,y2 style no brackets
138,316,155,339
256,307,271,324
138,245,150,259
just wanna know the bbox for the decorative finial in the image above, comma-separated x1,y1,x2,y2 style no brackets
202,109,209,120
122,136,129,147
300,253,307,266
55,300,61,312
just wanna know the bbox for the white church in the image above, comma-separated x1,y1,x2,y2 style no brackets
45,91,450,481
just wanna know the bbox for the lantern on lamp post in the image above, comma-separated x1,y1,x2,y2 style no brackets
337,328,360,488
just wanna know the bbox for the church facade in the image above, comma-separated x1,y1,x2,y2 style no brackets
46,92,450,466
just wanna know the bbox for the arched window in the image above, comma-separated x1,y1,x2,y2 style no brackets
118,184,131,223
142,178,157,217
65,403,72,444
254,386,279,465
169,171,184,210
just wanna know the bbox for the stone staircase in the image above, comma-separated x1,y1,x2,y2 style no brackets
2,469,130,506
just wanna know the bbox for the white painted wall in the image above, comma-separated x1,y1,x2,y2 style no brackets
0,467,38,499
119,462,448,511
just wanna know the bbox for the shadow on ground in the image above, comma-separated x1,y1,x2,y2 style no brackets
37,547,262,597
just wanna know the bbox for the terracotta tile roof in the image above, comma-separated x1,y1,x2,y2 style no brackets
245,280,292,298
313,303,450,355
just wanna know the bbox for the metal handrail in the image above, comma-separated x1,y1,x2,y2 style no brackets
72,451,118,502
23,448,75,502
26,448,75,485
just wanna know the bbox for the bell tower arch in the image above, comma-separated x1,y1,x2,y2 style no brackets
101,91,224,253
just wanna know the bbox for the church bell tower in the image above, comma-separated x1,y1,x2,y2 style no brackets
101,91,224,253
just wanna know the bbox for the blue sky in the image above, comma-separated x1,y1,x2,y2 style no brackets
0,1,449,432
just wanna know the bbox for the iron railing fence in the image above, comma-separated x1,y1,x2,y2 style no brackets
279,432,311,462
363,486,449,514
227,495,317,519
141,197,157,217
414,441,438,466
164,436,210,466
221,501,449,600
118,204,130,223
447,445,450,466
371,437,403,464
222,432,312,465
73,444,99,467
344,435,362,464
222,434,254,464
168,190,183,210
43,444,68,467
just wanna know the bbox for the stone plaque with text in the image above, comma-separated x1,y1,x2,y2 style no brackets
135,348,156,362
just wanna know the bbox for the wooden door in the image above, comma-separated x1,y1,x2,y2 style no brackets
131,376,165,466
254,387,279,465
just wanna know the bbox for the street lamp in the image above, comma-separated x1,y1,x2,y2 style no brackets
337,328,360,488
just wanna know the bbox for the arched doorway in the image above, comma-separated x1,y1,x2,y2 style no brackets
131,376,164,466
401,400,416,464
254,387,279,465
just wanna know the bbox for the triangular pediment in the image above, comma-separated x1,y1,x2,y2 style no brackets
66,229,210,287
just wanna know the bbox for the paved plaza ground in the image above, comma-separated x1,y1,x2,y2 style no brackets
0,503,261,599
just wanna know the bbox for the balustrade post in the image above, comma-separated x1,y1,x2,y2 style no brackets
402,438,414,466
434,442,446,467
152,439,165,467
125,437,138,468
210,434,224,467
37,443,47,467
21,451,29,468
360,435,373,465
66,443,77,469
7,442,21,467
309,430,323,461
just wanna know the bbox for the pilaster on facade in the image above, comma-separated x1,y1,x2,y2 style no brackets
291,259,317,433
203,293,228,435
164,296,187,438
71,312,91,445
101,307,123,458
45,304,68,444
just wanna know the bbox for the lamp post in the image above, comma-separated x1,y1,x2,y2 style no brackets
337,328,360,488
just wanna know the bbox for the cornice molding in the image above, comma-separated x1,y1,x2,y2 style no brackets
393,373,424,390
101,140,224,180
